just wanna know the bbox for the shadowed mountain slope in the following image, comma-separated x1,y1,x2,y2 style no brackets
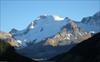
0,38,37,62
49,33,100,62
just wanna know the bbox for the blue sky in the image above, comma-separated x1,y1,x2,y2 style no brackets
0,0,100,32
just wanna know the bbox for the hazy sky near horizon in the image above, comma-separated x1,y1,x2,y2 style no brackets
0,0,100,32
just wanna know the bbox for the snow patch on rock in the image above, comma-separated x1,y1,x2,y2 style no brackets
53,15,64,21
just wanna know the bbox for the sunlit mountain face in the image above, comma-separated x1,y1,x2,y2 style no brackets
0,11,100,62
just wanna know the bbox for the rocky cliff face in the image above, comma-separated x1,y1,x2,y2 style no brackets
45,21,91,46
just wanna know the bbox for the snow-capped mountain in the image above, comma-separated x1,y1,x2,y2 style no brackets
10,11,100,60
10,15,70,44
10,11,100,46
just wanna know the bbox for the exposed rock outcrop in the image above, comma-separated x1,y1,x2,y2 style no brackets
45,21,91,46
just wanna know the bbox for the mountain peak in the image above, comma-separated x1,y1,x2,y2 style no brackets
36,15,47,20
52,15,64,21
35,15,64,22
9,28,18,34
